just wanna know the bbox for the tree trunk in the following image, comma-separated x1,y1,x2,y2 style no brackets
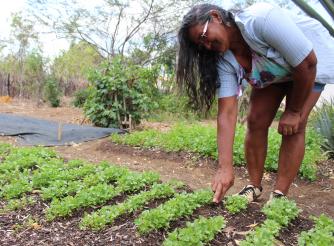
7,73,10,96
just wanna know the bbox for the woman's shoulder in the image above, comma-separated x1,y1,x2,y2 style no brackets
238,2,277,18
217,51,239,74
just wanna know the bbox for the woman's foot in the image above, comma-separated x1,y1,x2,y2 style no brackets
266,190,287,205
237,184,263,202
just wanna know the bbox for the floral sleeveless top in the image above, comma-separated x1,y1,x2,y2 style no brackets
239,52,292,90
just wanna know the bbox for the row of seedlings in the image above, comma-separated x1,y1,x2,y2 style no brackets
80,180,184,230
0,147,60,200
163,216,226,246
32,159,99,190
0,146,61,212
161,195,249,245
134,189,213,234
39,162,128,200
45,170,160,220
240,198,301,246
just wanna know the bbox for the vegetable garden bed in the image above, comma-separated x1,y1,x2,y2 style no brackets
0,143,333,246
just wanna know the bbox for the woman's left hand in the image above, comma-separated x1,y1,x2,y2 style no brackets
278,110,301,135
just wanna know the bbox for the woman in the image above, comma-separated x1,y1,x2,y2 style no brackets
177,2,334,203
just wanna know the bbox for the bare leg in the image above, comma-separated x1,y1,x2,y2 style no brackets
245,85,286,188
275,91,321,194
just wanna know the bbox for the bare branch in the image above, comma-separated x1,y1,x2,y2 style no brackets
119,0,155,55
111,6,124,57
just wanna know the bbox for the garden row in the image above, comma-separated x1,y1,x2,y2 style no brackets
111,123,325,181
0,143,333,245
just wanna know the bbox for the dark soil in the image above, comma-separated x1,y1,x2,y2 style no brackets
0,99,331,245
0,193,314,246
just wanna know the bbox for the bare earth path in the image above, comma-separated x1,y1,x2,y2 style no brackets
0,99,333,218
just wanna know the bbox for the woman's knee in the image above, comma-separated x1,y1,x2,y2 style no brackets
247,113,272,131
297,118,308,133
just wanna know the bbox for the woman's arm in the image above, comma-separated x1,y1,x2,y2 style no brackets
259,6,317,135
212,95,238,203
278,50,317,135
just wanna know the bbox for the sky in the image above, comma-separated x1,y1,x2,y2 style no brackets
0,0,333,101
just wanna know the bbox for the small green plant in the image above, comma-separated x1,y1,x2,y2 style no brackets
0,196,35,213
0,143,12,159
0,171,32,199
163,216,226,246
298,214,334,246
239,220,281,246
262,198,301,227
225,195,249,214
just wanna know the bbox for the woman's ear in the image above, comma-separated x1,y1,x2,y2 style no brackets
209,10,222,23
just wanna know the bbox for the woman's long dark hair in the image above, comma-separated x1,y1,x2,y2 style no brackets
177,4,235,112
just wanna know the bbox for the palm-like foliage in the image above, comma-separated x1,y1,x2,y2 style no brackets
292,0,334,37
312,98,334,158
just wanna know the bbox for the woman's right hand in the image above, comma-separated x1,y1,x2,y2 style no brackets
211,166,235,203
214,97,238,203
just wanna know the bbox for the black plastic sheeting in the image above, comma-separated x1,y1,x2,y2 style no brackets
0,113,123,146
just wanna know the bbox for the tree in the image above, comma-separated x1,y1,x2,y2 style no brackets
51,41,102,95
28,0,200,61
23,50,45,98
9,12,40,97
0,50,45,99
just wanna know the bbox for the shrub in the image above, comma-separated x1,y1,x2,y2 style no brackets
72,87,91,108
43,77,61,107
83,57,159,128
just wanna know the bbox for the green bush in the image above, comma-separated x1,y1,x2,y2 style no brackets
43,77,61,107
72,87,91,108
111,123,324,180
83,56,159,128
311,98,334,158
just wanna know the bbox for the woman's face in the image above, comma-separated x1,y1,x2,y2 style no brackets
188,15,229,53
